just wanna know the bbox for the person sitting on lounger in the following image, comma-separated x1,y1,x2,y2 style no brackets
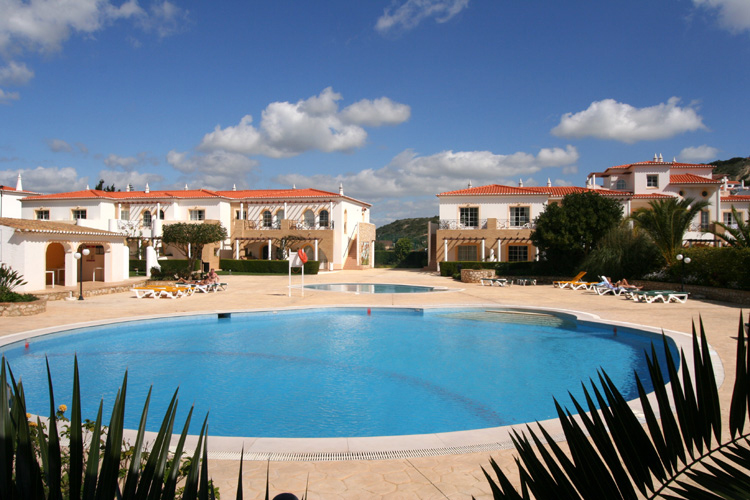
206,268,219,284
615,278,642,290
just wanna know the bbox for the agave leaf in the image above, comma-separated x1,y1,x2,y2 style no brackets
121,387,152,499
13,379,44,499
162,404,194,499
82,401,104,500
697,317,722,445
182,414,208,500
96,373,127,500
199,423,210,500
44,357,62,498
729,313,749,438
70,356,84,500
0,359,14,499
134,389,179,500
235,444,244,500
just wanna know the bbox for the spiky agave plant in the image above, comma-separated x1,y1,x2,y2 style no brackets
0,355,214,499
479,314,750,499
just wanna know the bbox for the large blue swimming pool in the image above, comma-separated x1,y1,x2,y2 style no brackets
1,308,678,438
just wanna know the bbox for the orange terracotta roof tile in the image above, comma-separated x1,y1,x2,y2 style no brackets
670,173,721,184
722,195,750,202
0,217,124,236
438,184,627,197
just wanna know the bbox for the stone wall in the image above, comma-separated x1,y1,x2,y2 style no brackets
461,269,495,283
0,298,47,316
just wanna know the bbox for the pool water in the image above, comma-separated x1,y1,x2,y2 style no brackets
302,283,446,293
1,308,677,438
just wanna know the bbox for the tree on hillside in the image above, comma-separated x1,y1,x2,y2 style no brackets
161,222,228,275
394,238,412,262
629,197,709,265
531,191,623,271
712,206,750,248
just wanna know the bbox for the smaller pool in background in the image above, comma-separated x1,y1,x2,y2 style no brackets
302,283,449,293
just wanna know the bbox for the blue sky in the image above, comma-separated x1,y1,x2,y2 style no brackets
1,0,748,225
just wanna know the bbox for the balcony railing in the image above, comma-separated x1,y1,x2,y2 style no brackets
291,221,334,230
688,222,715,233
495,219,535,230
439,219,488,230
237,220,335,230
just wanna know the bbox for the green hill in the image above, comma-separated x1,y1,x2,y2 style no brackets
376,216,438,249
711,156,750,181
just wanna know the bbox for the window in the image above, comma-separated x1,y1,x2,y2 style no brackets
457,245,477,261
646,175,659,188
159,210,165,220
724,211,736,227
304,209,315,227
73,209,87,220
143,210,152,228
701,211,710,231
276,209,285,222
189,210,205,221
235,210,244,220
510,206,530,227
459,207,479,227
508,245,528,262
36,210,49,220
319,210,329,227
615,179,626,190
262,210,272,227
120,209,129,220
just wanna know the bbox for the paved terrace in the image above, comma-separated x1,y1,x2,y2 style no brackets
1,269,746,499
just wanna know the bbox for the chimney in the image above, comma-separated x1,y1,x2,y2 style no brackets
293,184,296,189
145,183,150,193
547,178,552,187
468,180,472,188
653,153,658,162
126,184,131,192
15,173,22,191
659,153,663,162
184,184,188,191
518,179,523,187
339,183,344,195
232,184,236,191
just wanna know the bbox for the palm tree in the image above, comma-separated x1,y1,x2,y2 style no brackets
712,206,750,248
480,314,750,499
628,197,709,265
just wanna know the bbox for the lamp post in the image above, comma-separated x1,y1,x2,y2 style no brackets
676,253,691,292
74,248,90,300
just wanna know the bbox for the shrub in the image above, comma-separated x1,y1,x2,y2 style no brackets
662,246,750,290
0,289,38,303
219,259,320,274
0,263,27,291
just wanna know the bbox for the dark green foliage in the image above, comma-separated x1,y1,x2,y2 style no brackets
494,260,559,277
376,216,438,249
375,250,427,268
581,225,663,280
0,264,27,292
161,222,228,275
0,290,38,303
531,191,623,270
629,197,710,265
712,206,750,248
394,238,413,262
219,259,320,274
94,179,118,192
480,315,750,499
656,247,750,290
1,355,214,499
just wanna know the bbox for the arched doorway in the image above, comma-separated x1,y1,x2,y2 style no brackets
45,242,65,287
76,244,105,282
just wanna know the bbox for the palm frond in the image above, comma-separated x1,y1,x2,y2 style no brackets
483,313,750,499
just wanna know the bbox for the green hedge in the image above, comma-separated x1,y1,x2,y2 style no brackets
375,250,427,268
130,259,199,274
219,259,320,274
662,247,750,290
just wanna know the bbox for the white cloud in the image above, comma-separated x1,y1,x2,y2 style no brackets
273,146,579,201
198,88,410,158
376,0,470,34
0,166,87,193
47,138,72,152
167,150,258,183
551,97,707,143
678,145,720,162
96,169,162,191
0,88,20,103
103,153,139,169
0,61,33,85
693,0,750,33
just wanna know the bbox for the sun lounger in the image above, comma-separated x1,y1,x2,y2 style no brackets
570,281,600,290
480,278,508,286
593,284,627,296
631,290,689,303
131,285,185,299
514,278,536,286
131,287,159,298
553,271,587,288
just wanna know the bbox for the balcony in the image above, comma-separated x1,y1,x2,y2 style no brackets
439,219,488,230
496,219,535,230
291,221,334,230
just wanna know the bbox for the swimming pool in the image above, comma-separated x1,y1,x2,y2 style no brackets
2,307,678,440
301,283,449,293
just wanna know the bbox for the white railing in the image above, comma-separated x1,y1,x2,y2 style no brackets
439,219,488,230
495,219,535,230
